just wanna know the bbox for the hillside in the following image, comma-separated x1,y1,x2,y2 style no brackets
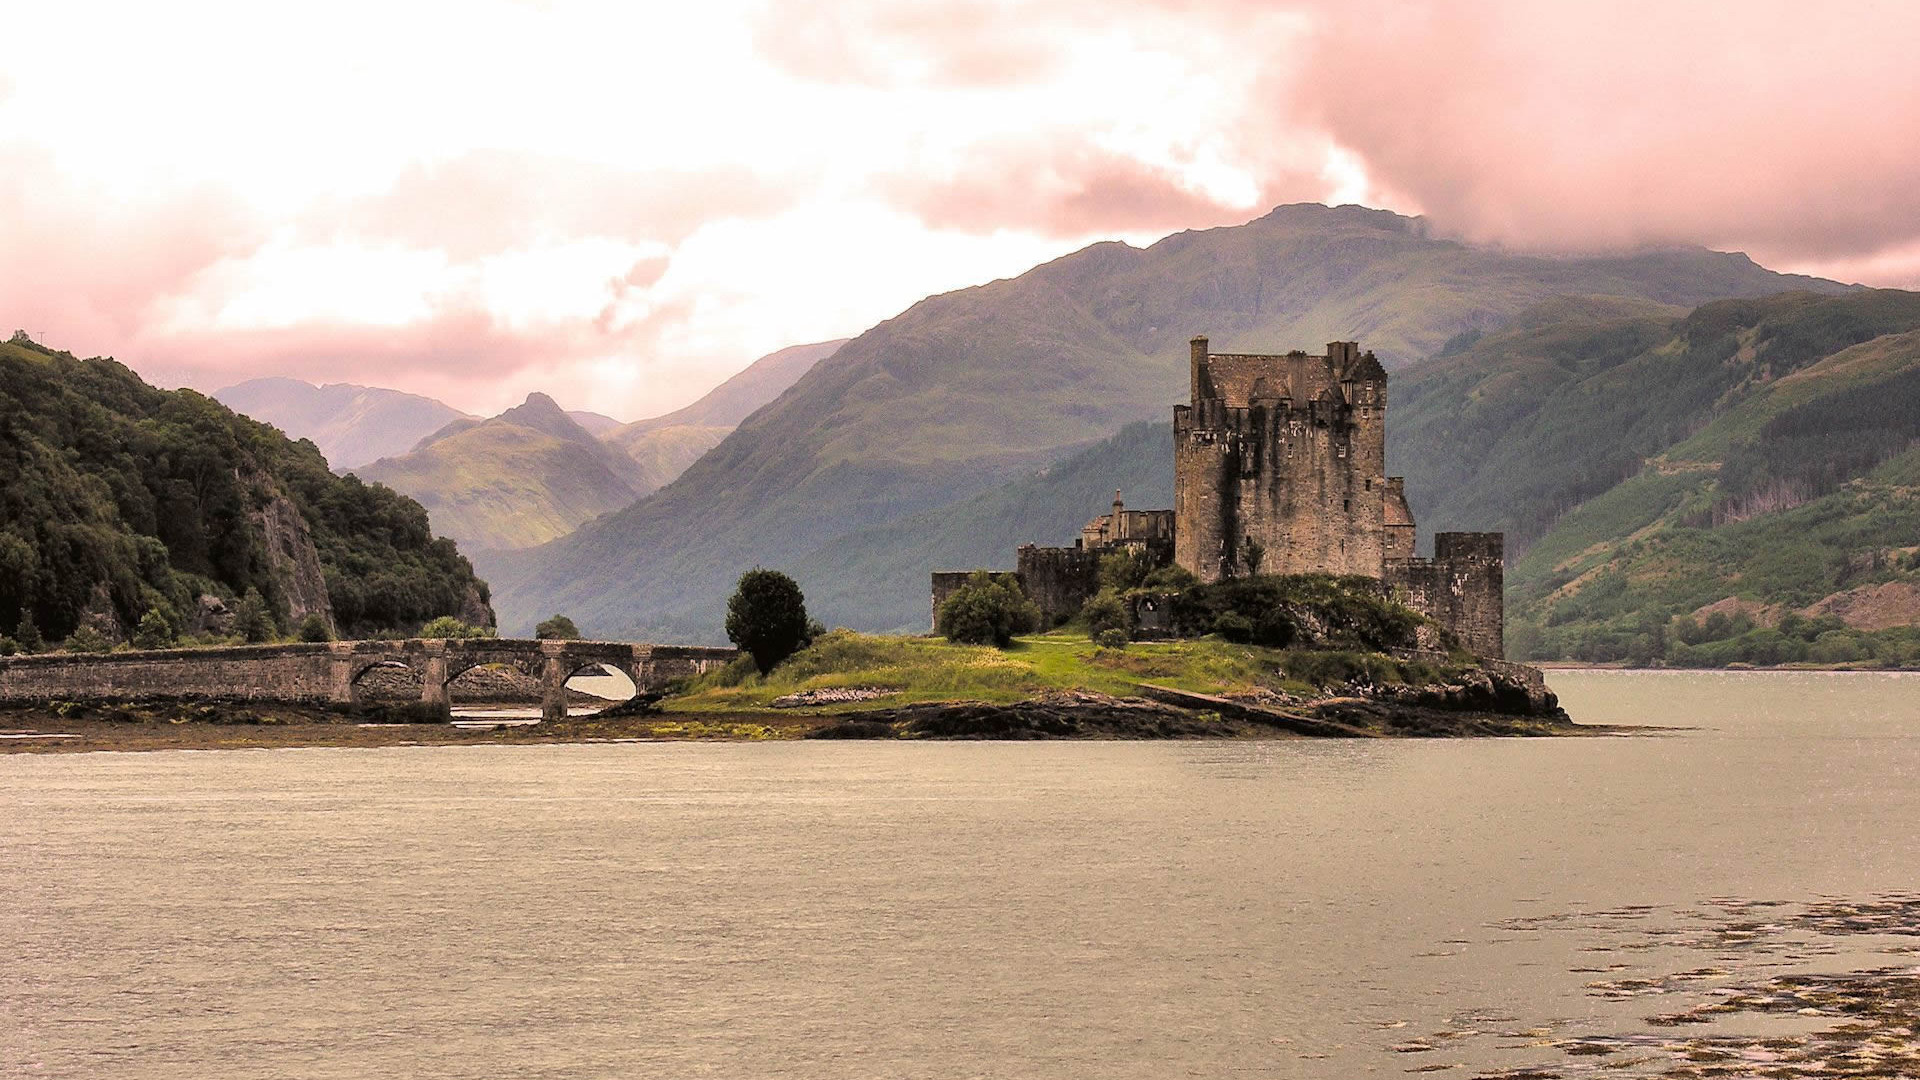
213,377,471,470
487,202,1843,638
356,393,644,551
603,339,846,493
1381,291,1920,665
0,335,492,646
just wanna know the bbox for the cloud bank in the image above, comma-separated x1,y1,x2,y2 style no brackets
3,0,1916,421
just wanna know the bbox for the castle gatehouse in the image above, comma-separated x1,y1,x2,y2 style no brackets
932,337,1505,657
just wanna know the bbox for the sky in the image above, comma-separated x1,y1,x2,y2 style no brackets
6,0,1919,422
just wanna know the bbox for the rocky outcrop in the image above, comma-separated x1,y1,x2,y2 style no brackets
248,486,335,637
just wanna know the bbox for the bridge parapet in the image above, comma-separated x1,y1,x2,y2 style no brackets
0,638,738,722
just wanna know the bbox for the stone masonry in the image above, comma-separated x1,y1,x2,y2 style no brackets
0,639,738,722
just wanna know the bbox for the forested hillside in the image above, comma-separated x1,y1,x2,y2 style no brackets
0,335,492,649
488,203,1837,637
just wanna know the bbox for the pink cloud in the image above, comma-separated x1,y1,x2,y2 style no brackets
1283,0,1920,272
0,145,265,356
755,0,1074,86
311,149,796,259
880,135,1303,238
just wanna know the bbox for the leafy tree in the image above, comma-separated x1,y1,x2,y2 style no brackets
1079,589,1131,639
725,568,813,672
299,614,334,642
419,616,494,640
1096,549,1153,592
64,625,114,653
1094,628,1129,649
14,611,43,654
535,614,581,640
132,605,176,650
235,588,274,643
936,571,1038,647
1140,564,1197,591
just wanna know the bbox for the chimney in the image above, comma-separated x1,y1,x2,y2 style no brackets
1189,335,1210,405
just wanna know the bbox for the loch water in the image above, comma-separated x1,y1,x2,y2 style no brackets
4,671,1918,1079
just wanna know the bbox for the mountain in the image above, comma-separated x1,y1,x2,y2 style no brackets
484,202,1845,638
213,377,471,470
355,393,644,552
566,410,622,436
1428,291,1920,665
603,339,847,492
0,335,492,645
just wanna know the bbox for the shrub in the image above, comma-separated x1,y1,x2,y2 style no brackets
535,614,581,640
1211,611,1254,642
0,635,16,656
1172,574,1421,651
418,615,495,640
1140,564,1197,591
234,588,275,644
1080,589,1131,638
725,568,813,673
1097,549,1154,592
299,614,334,642
14,611,44,654
936,571,1039,647
1094,628,1130,650
132,605,176,650
64,626,115,653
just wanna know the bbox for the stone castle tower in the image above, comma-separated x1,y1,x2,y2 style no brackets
1174,336,1503,656
1174,337,1398,581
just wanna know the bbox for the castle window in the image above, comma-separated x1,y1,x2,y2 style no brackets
1343,498,1351,512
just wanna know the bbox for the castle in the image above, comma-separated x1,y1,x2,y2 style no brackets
932,337,1505,657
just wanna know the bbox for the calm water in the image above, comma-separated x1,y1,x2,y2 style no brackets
4,671,1918,1079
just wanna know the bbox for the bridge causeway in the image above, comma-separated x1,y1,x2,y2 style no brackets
0,639,739,722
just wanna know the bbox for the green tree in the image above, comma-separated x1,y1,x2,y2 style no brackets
1079,589,1131,639
535,614,581,640
1096,549,1153,593
299,614,334,642
235,588,274,643
64,626,114,653
725,569,812,673
14,611,44,654
132,605,176,650
936,571,1038,647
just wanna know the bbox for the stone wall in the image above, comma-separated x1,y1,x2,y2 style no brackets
1015,546,1101,626
0,638,739,720
1383,532,1505,658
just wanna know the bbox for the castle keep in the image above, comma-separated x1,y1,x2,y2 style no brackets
933,338,1505,657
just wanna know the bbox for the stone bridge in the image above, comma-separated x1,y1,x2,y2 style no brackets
0,639,739,722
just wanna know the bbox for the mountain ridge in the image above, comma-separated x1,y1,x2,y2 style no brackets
486,202,1849,638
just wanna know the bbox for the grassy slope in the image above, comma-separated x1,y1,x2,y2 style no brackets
666,629,1442,714
493,203,1837,637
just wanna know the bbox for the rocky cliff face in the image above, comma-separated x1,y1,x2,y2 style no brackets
249,486,336,636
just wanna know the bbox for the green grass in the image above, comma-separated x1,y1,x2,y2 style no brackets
662,628,1450,714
